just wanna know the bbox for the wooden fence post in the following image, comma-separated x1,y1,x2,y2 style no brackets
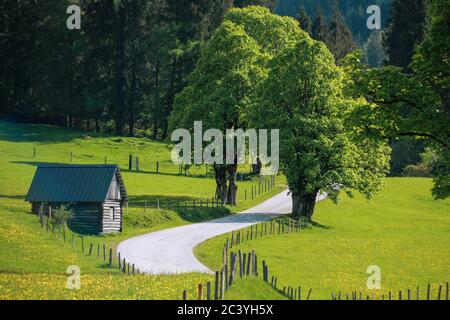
156,161,159,174
129,154,133,170
206,282,211,301
254,253,258,276
198,283,203,300
238,250,243,278
307,289,312,301
220,269,225,300
183,290,187,300
224,264,229,291
109,248,113,266
214,272,219,300
262,261,266,282
246,252,251,276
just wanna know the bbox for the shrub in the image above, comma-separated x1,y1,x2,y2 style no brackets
50,205,73,228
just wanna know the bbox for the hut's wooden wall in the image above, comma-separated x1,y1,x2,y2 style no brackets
101,201,122,234
68,203,103,234
31,202,122,235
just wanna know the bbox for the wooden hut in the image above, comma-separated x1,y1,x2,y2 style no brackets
26,164,128,234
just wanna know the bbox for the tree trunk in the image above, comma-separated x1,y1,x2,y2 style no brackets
291,190,319,220
252,157,262,175
227,165,238,205
152,120,158,140
214,166,228,205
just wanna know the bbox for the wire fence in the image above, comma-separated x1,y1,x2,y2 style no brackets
127,176,278,212
182,219,450,301
30,146,261,178
37,216,143,276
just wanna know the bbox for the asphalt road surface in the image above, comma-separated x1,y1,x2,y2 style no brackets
117,190,326,274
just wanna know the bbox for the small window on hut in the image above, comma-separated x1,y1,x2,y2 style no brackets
110,207,115,220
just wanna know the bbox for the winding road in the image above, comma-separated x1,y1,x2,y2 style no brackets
117,191,327,275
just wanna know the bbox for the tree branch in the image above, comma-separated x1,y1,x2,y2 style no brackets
399,132,448,149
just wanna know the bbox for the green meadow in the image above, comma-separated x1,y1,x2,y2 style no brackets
0,121,286,299
0,121,448,300
196,178,450,300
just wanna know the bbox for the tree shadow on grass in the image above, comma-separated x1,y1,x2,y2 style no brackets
0,121,85,144
0,194,27,200
11,161,68,167
310,220,332,230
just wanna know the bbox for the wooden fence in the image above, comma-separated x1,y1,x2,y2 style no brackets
37,216,142,276
226,217,308,250
183,226,449,301
31,146,263,178
332,283,450,301
181,243,312,301
127,176,277,212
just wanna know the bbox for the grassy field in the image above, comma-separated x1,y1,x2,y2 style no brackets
196,178,450,300
0,121,285,299
224,278,287,300
2,121,448,300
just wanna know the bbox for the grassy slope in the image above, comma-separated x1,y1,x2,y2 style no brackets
0,121,286,299
196,178,450,300
224,278,287,300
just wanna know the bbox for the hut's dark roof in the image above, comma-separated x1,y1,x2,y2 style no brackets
25,164,128,203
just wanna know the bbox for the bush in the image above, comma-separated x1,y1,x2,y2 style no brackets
402,148,438,178
403,163,431,177
50,205,73,228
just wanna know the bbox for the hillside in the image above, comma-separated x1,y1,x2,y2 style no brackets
196,178,450,300
0,121,286,299
276,0,392,41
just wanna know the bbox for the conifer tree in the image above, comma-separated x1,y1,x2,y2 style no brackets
297,2,312,35
312,5,328,43
383,0,430,71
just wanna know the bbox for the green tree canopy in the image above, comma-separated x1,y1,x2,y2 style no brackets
342,1,449,199
251,37,390,219
169,6,306,204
